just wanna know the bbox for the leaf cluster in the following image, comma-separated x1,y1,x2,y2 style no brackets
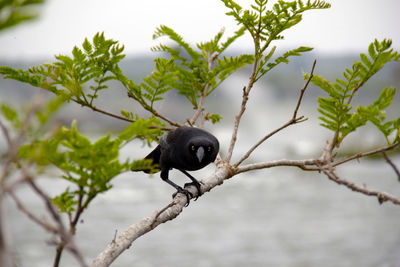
306,39,400,145
221,0,330,81
0,32,125,108
125,25,254,112
18,119,162,215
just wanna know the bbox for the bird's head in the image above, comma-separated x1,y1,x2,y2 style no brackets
188,141,215,164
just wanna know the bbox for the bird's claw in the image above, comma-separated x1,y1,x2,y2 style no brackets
172,188,193,207
184,181,202,200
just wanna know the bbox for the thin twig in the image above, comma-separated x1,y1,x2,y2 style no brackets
234,118,306,167
27,177,65,232
8,189,59,234
90,106,135,123
332,143,400,167
1,93,44,183
189,84,208,127
321,168,400,205
26,177,88,267
76,97,173,130
73,97,134,124
126,92,180,129
189,50,217,127
0,119,11,146
292,60,316,120
234,60,316,166
225,45,259,164
382,151,400,181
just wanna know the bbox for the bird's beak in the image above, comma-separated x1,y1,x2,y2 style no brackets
196,146,205,163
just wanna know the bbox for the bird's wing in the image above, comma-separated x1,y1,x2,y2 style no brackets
159,131,169,148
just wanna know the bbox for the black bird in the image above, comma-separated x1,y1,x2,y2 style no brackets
141,126,219,205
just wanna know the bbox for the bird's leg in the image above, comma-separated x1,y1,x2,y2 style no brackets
178,169,202,200
161,169,192,207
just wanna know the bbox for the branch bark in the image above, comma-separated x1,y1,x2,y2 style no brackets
236,159,316,173
321,168,400,205
91,165,231,267
382,151,400,181
332,142,400,167
225,56,259,163
126,92,180,129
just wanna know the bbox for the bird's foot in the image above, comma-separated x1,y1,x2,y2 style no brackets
172,187,193,207
184,181,202,200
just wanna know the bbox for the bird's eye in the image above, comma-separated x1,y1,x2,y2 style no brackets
191,145,196,151
207,146,212,152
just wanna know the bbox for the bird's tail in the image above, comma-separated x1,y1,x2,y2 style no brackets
132,145,161,173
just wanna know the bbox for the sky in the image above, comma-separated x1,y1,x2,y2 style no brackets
0,0,399,60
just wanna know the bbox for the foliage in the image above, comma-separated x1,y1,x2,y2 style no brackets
306,39,400,146
17,119,162,215
124,25,254,110
0,32,125,108
1,96,64,138
0,0,45,31
221,0,330,81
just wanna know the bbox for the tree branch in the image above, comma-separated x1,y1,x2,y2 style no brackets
91,126,399,266
189,82,209,127
321,168,400,205
8,189,59,234
234,60,316,166
126,92,181,129
189,50,217,127
1,93,44,183
235,159,317,173
292,60,316,119
225,45,260,163
76,98,173,131
26,177,88,267
90,105,134,123
0,119,11,147
91,165,232,267
332,142,400,167
382,151,400,181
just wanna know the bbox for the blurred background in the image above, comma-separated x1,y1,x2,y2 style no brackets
1,0,400,266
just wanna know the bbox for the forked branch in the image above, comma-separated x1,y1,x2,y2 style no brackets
235,60,316,166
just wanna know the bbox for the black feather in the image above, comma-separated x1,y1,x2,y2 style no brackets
135,126,219,205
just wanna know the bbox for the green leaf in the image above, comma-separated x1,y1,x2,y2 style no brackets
258,46,313,79
153,25,201,60
0,32,126,107
130,159,158,173
206,113,223,124
310,39,400,146
308,74,335,95
52,188,78,213
1,103,19,123
117,117,164,145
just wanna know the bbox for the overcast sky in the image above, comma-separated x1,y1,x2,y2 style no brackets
0,0,399,60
